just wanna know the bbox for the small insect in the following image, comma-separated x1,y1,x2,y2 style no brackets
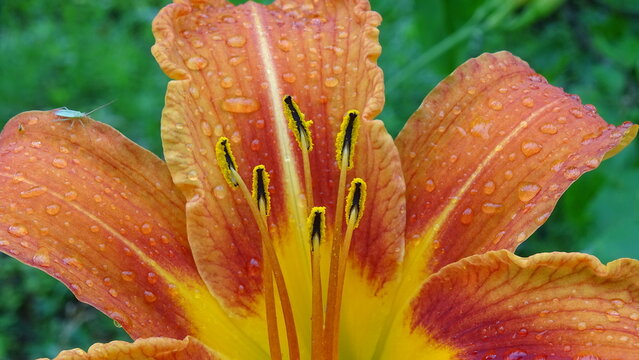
17,123,25,134
53,100,115,128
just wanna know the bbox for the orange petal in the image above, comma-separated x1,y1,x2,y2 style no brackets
49,336,220,360
0,112,267,358
152,0,404,349
395,51,637,280
379,250,639,359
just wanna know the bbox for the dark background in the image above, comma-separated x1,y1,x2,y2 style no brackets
1,0,638,358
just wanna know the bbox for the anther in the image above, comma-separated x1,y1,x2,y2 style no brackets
215,137,239,187
252,165,271,216
283,95,313,151
308,207,326,252
335,110,360,170
345,178,366,229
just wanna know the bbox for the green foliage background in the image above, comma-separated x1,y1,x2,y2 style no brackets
0,0,638,358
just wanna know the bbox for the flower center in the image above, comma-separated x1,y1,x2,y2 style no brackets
215,95,366,360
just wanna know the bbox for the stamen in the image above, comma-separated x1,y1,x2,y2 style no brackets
232,166,300,360
332,110,361,242
252,165,271,216
335,110,360,170
283,95,314,208
252,166,280,360
324,179,367,360
307,207,326,360
215,137,299,359
215,137,239,187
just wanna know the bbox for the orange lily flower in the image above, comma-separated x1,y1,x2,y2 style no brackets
2,0,639,359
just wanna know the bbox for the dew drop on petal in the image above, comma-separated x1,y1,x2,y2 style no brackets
222,97,260,113
425,179,435,192
45,204,61,216
220,76,234,89
488,99,503,111
563,167,581,180
8,224,28,238
518,182,541,202
481,202,502,214
64,190,78,201
521,97,534,108
121,271,135,282
483,181,496,195
201,121,212,137
52,158,68,169
226,35,246,48
540,123,558,135
521,140,542,157
282,72,296,83
141,223,152,234
20,186,47,199
147,272,158,284
144,291,157,303
213,185,227,199
606,309,621,322
460,208,473,225
186,56,208,70
277,38,291,52
32,248,51,267
324,77,339,88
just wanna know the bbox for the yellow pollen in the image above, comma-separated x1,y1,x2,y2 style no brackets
215,137,239,187
283,95,313,151
345,178,367,229
252,165,271,216
335,110,360,170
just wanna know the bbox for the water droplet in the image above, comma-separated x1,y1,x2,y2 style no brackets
250,139,261,151
213,185,227,199
425,179,435,192
467,87,477,95
521,97,535,108
521,140,542,157
226,35,246,47
191,39,204,48
570,108,584,118
517,328,528,337
32,248,51,267
8,224,28,238
577,321,587,330
606,309,621,322
469,118,491,139
141,223,152,234
144,291,157,303
563,167,581,180
483,181,496,195
277,38,291,52
460,208,473,225
20,186,47,199
518,182,541,202
93,194,102,203
282,72,296,83
231,131,241,143
201,121,212,137
248,257,261,276
488,99,503,111
121,271,135,282
585,158,600,168
64,190,78,201
52,158,68,169
147,272,158,284
504,170,513,180
481,202,502,214
324,77,339,88
45,204,61,216
539,123,558,135
220,76,234,88
505,350,528,360
186,56,208,70
222,97,260,113
108,288,119,297
187,170,198,181
611,298,625,309
90,225,100,233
